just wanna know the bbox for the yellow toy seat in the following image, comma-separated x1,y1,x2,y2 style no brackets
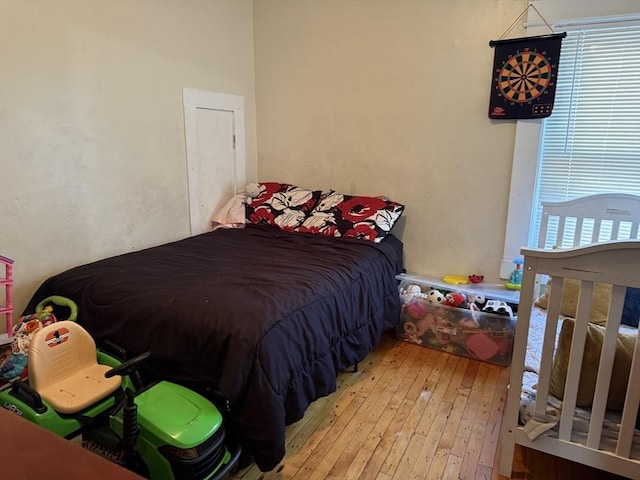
28,321,121,414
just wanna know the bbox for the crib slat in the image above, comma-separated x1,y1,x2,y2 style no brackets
539,211,551,248
534,276,564,415
610,220,621,241
586,285,626,449
592,219,602,243
558,280,595,441
557,217,567,248
573,217,584,246
616,328,640,458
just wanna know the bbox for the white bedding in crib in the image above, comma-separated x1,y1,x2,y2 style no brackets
519,307,640,458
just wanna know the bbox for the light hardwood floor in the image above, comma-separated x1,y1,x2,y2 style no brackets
231,334,628,480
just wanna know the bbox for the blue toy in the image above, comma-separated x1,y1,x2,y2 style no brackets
505,258,524,290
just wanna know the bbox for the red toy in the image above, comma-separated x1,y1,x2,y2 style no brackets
444,292,466,308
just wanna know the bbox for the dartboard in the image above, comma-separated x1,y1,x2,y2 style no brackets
488,33,565,119
498,50,551,103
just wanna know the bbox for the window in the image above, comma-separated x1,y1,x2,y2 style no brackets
529,23,640,247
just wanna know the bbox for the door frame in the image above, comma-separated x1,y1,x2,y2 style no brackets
183,88,246,235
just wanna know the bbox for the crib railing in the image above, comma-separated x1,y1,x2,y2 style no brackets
538,193,640,249
500,241,640,480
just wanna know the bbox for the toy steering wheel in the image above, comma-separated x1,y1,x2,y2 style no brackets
35,296,78,322
104,351,152,379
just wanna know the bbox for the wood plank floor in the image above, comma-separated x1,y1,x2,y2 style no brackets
231,334,629,480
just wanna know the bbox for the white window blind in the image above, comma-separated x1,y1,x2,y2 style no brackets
529,23,640,247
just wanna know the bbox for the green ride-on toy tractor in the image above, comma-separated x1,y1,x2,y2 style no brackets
0,296,241,479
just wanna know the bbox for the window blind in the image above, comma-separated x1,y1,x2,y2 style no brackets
529,23,640,247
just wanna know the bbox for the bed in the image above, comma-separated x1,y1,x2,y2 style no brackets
21,183,405,472
499,193,640,479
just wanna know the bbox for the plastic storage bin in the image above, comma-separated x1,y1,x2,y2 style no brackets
396,277,516,366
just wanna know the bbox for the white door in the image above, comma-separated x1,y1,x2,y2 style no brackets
183,89,246,235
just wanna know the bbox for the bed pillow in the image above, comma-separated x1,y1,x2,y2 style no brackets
549,318,636,410
534,278,612,325
621,287,640,328
298,192,404,243
245,182,322,231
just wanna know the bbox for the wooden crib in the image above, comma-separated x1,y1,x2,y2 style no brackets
500,194,640,479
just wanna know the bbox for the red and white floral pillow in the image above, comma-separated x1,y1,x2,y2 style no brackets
245,182,404,242
298,192,404,243
245,182,322,231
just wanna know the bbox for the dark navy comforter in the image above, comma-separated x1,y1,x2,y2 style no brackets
25,224,403,471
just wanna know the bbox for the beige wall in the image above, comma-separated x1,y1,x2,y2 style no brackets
8,0,604,319
0,0,258,315
253,0,527,282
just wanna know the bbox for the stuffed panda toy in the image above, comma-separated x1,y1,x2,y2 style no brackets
426,289,445,304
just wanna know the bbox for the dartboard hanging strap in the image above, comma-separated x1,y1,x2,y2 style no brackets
492,3,554,44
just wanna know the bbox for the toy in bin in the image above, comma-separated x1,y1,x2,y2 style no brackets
505,258,524,290
0,295,241,479
398,282,515,366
